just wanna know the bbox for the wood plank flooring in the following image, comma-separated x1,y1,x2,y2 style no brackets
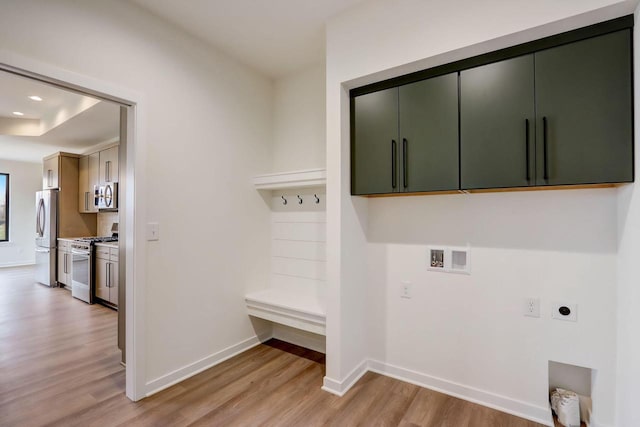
0,266,545,426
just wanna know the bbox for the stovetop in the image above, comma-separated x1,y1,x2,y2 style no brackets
74,236,119,244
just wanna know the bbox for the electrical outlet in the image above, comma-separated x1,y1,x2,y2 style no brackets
524,297,540,318
552,302,577,322
400,281,412,299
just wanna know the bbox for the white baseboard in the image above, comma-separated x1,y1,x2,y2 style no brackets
0,261,35,268
272,324,326,353
145,331,272,397
322,359,368,397
368,359,553,426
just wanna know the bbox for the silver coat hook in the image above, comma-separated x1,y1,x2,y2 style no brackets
314,194,320,204
281,195,287,205
297,195,303,204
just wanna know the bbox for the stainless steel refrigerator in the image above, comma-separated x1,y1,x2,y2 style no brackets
35,190,58,286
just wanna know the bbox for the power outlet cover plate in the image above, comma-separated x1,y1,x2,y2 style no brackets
524,297,540,318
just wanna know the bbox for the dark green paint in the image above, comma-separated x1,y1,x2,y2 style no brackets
460,55,535,189
399,73,459,192
352,87,399,195
534,29,633,185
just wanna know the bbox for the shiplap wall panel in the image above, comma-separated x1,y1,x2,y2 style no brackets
269,190,327,308
272,222,326,242
272,257,326,281
272,240,327,261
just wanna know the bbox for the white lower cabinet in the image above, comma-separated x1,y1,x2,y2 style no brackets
57,240,72,286
95,245,118,306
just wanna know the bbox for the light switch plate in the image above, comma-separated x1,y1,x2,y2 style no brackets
146,222,160,241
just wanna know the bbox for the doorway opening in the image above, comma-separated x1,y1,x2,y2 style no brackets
0,61,140,406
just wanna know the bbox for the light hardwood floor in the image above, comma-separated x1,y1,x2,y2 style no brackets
1,266,545,426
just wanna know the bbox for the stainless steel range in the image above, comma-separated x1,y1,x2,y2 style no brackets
70,236,118,303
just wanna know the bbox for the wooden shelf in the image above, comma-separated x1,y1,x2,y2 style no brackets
245,288,326,335
252,168,326,191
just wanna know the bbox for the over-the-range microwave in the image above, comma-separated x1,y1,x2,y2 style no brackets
95,183,118,210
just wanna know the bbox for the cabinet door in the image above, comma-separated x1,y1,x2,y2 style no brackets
535,30,633,186
108,261,119,306
460,55,535,189
95,258,109,301
99,147,119,185
399,73,459,192
42,157,59,189
57,249,67,285
88,152,100,211
352,88,399,195
78,156,90,213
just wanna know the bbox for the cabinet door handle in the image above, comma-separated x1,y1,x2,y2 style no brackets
525,119,530,182
391,140,397,189
63,253,67,274
85,192,89,211
402,138,408,189
106,160,111,182
543,116,549,181
47,170,52,187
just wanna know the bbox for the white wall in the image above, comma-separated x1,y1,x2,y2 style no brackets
272,64,326,171
366,190,618,423
325,0,637,424
615,4,640,426
0,0,273,390
0,159,41,267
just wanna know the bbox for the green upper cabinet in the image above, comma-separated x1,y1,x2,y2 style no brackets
351,19,633,195
534,29,633,186
460,55,535,189
352,87,399,195
352,73,459,195
399,73,459,193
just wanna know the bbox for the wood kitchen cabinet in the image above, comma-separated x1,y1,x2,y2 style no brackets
352,72,459,195
78,152,100,213
95,244,118,307
99,146,119,185
42,153,97,237
42,156,59,189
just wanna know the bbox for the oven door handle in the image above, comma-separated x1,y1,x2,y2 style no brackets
71,250,90,256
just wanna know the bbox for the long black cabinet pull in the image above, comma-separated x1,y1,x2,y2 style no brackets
525,119,530,182
391,140,397,189
402,138,408,188
543,116,549,181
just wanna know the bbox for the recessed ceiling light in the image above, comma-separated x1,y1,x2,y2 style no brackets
28,95,43,101
12,111,24,116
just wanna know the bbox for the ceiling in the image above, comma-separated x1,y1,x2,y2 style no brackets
130,0,366,78
0,71,120,163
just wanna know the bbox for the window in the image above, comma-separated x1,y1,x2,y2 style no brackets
0,173,8,242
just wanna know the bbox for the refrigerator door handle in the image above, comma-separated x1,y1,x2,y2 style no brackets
36,198,45,237
35,248,50,253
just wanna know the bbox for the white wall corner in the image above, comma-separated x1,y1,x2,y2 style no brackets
144,331,272,397
321,359,369,396
368,359,554,427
